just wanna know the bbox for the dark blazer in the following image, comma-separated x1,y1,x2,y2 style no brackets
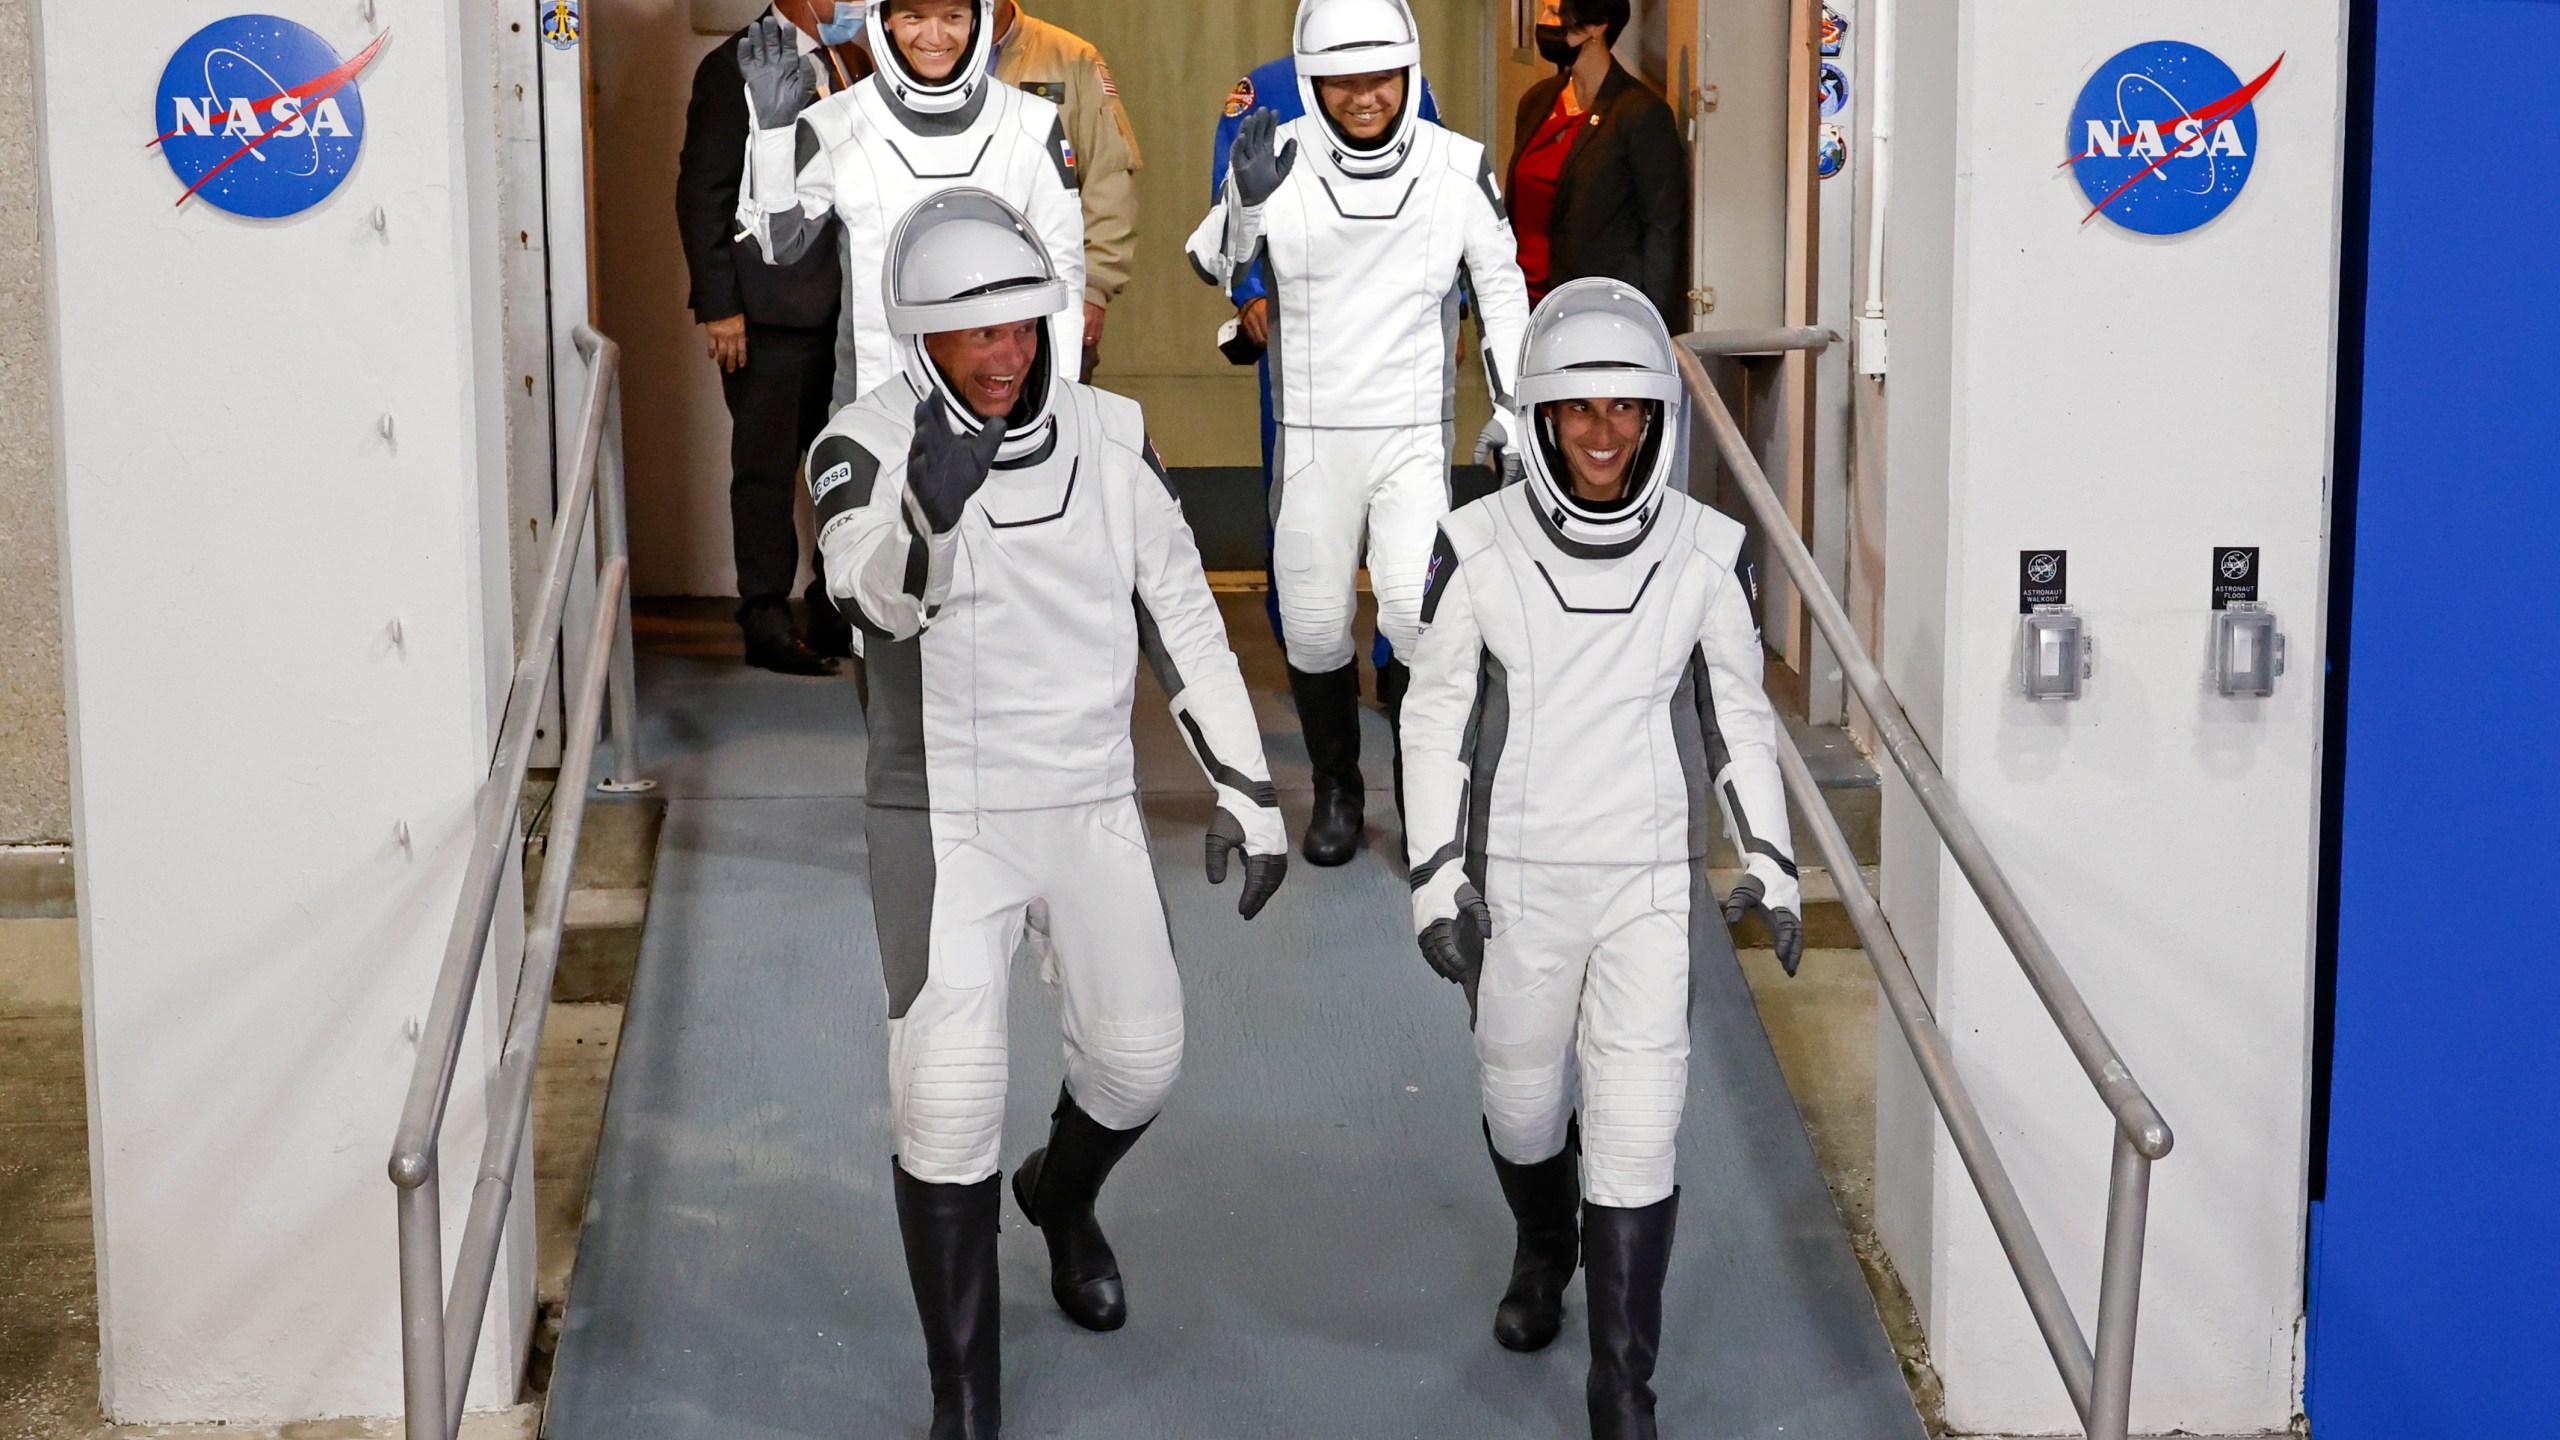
1508,60,1690,331
676,27,842,332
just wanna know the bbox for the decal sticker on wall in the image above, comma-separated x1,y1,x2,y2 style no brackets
2212,547,2261,609
2020,550,2068,612
1820,61,1849,117
541,0,582,50
2064,41,2283,235
1820,6,1846,57
150,16,383,217
1817,123,1847,180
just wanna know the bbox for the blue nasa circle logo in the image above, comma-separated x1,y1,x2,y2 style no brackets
2065,41,2283,235
152,16,386,219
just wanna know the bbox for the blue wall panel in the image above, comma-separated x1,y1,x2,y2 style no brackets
2311,2,2560,1435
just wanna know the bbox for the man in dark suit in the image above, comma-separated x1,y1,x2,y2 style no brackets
676,3,871,674
1508,0,1690,332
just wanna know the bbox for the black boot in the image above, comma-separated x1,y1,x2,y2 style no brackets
803,595,856,660
740,602,838,677
1011,1085,1153,1332
893,1164,1002,1440
1376,659,1411,826
1289,662,1364,866
1486,1120,1580,1353
1584,1190,1679,1440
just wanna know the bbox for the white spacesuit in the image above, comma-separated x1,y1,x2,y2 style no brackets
809,190,1287,1440
1400,279,1802,1440
1186,0,1531,866
734,0,1084,410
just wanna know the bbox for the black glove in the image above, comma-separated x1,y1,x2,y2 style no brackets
738,15,818,129
1229,109,1299,208
1721,874,1805,977
1418,881,1490,989
905,396,1007,534
1205,809,1288,920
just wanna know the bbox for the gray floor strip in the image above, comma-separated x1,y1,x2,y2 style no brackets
548,608,1923,1440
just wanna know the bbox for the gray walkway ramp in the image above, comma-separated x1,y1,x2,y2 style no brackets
547,604,1923,1440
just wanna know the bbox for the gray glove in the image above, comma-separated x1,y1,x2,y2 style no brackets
1721,874,1804,977
738,15,817,130
1205,810,1289,920
1229,109,1299,208
905,396,1007,534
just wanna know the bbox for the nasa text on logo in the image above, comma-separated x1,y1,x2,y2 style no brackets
151,16,384,219
2064,41,2283,235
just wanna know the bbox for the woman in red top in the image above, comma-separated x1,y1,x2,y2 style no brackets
1506,0,1690,328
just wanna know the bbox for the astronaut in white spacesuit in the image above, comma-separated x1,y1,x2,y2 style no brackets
808,190,1288,1439
1187,0,1531,868
736,0,1083,410
1400,279,1804,1440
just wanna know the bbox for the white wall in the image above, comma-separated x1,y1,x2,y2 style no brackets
35,1,530,1422
1874,5,2342,1433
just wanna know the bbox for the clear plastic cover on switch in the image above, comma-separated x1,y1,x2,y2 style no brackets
2019,605,2093,701
2213,602,2286,697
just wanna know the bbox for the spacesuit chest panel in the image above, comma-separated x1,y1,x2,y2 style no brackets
925,393,1138,812
858,86,1007,181
1471,496,1703,864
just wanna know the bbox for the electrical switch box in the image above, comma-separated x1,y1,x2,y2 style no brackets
2213,602,2286,697
2019,606,2093,701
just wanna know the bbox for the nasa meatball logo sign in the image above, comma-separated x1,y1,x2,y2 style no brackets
151,16,387,218
2065,41,2282,235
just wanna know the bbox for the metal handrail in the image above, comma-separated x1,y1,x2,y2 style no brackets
388,325,648,1440
1677,330,2169,1439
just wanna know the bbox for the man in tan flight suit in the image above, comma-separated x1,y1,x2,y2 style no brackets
990,0,1142,379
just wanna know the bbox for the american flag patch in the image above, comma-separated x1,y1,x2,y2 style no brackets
1097,59,1118,96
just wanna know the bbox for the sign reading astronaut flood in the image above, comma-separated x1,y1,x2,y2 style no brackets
2066,41,2283,235
152,16,386,218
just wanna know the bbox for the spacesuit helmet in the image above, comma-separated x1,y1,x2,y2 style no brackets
1515,277,1686,551
1293,0,1427,178
865,0,996,117
884,188,1072,450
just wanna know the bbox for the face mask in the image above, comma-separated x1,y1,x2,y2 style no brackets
1535,24,1579,66
817,1,864,45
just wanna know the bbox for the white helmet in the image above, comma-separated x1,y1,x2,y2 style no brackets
866,0,996,118
1293,0,1426,178
1515,278,1686,551
885,188,1072,454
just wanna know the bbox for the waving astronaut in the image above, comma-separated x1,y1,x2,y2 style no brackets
735,0,1083,411
807,191,1287,1440
1186,0,1531,868
1399,278,1803,1440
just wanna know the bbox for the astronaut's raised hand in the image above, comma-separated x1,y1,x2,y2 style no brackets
1411,858,1490,989
738,15,818,131
1474,411,1525,486
905,396,1007,534
1721,874,1806,977
1204,797,1289,920
1229,109,1299,208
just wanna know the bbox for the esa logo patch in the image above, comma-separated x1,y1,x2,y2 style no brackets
810,461,856,503
1223,76,1255,118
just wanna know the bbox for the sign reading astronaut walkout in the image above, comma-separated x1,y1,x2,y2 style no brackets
150,15,383,218
2066,41,2283,235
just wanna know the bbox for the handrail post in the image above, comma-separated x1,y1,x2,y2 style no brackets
1672,337,2171,1163
2088,1134,2154,1440
589,355,649,793
395,1166,449,1440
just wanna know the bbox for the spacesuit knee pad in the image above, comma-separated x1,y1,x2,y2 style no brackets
1066,1010,1184,1131
889,1023,1011,1185
1579,1055,1686,1207
1479,1049,1575,1166
1275,589,1358,673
